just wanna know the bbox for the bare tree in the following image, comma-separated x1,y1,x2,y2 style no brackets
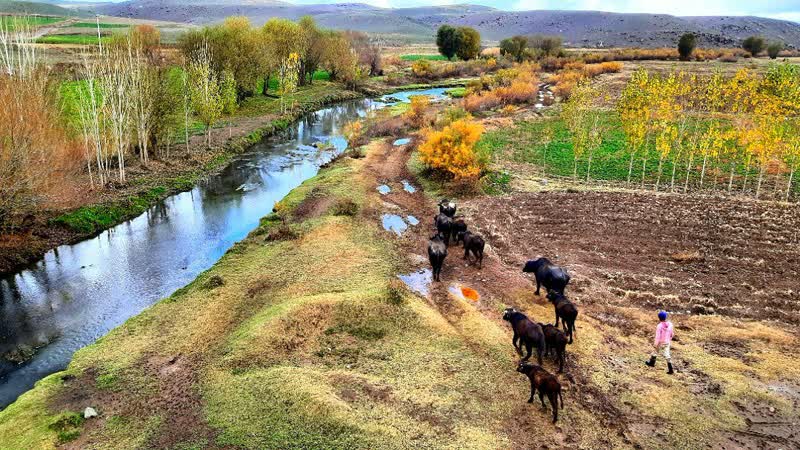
0,15,38,79
100,38,135,183
130,46,156,164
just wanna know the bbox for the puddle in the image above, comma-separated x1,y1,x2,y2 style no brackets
377,184,391,195
382,214,408,236
398,269,432,297
448,284,481,302
393,138,411,146
401,180,417,193
406,215,419,226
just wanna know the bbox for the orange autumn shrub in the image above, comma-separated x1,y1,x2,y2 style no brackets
418,118,485,179
463,62,541,112
496,79,538,104
405,95,432,128
463,91,502,112
583,61,623,77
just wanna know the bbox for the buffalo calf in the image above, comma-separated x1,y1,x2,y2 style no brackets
458,231,485,268
539,323,567,373
546,291,578,344
502,308,546,365
517,362,564,423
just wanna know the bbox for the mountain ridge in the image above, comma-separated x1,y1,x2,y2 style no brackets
63,1,800,47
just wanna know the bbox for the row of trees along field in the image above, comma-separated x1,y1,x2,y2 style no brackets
563,65,800,201
0,15,380,231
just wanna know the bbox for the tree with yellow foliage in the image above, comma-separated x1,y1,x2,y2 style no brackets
618,68,651,186
418,118,485,180
562,81,603,181
405,95,432,128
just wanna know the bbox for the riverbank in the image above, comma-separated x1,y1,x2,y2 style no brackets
0,82,364,276
0,76,476,277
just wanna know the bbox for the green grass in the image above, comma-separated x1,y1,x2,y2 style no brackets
36,33,109,45
0,15,62,31
445,87,466,98
70,22,129,29
400,54,447,61
51,186,168,234
256,70,331,94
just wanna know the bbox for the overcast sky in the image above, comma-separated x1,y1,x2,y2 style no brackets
288,0,800,22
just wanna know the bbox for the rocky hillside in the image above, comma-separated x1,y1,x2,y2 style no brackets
80,0,800,47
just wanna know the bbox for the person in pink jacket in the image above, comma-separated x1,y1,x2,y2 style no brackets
645,311,674,374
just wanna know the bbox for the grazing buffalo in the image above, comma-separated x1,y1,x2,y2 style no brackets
451,218,467,240
539,323,568,373
546,291,578,344
523,257,571,296
438,199,457,218
428,233,448,282
458,231,485,268
517,362,564,423
434,213,453,245
502,308,546,365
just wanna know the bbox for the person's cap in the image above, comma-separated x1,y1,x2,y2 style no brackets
658,311,668,321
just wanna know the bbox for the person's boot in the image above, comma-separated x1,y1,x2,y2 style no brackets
667,362,674,375
645,356,656,367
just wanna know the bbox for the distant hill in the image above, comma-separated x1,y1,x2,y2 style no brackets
76,1,800,47
0,0,87,16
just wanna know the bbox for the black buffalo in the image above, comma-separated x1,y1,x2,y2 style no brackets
434,213,453,245
523,257,571,296
428,233,448,282
438,199,457,218
458,231,485,268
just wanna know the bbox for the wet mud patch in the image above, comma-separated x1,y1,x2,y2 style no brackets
398,269,433,298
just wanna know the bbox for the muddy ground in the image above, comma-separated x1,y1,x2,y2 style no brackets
468,191,800,325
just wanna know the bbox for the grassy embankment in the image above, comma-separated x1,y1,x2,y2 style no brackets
0,142,521,449
3,136,798,449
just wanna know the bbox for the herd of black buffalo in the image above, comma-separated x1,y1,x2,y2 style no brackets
427,199,578,423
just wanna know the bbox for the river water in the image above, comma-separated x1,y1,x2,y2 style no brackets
0,88,448,409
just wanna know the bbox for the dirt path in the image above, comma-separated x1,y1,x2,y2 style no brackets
360,137,637,448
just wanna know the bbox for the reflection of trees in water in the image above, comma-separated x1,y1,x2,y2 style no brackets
0,275,60,374
146,201,171,228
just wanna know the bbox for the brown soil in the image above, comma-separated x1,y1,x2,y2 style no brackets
52,354,222,449
466,191,800,325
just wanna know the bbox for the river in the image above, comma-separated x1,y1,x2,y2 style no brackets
0,88,448,409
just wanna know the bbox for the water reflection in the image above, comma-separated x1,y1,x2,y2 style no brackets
0,88,449,409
